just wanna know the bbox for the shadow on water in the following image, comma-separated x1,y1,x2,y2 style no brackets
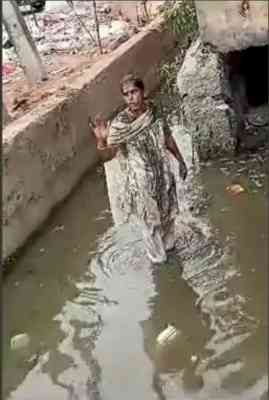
3,138,268,399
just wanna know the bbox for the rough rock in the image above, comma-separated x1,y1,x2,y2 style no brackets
177,38,238,161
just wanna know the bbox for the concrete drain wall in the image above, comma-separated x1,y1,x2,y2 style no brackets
177,0,268,161
3,17,176,262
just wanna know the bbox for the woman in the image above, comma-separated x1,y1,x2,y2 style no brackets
91,74,187,263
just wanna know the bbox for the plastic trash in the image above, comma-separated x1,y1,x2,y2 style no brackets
191,355,198,363
156,324,179,346
226,184,245,195
11,333,30,351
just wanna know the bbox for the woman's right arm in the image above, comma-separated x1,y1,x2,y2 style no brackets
90,115,119,162
97,143,119,162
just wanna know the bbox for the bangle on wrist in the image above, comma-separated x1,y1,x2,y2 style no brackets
97,143,107,150
97,138,107,149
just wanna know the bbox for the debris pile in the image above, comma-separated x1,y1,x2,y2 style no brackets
3,1,135,84
3,1,166,121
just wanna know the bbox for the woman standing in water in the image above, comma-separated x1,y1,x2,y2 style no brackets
91,74,187,263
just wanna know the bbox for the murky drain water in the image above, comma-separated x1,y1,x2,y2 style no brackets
3,145,268,399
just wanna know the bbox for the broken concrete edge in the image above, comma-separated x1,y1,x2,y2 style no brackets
195,0,268,54
3,15,177,264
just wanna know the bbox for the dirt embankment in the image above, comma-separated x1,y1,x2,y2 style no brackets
3,1,164,123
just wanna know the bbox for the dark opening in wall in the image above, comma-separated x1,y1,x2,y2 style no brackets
226,45,268,111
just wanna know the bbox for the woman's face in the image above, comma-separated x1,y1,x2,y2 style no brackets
122,82,144,113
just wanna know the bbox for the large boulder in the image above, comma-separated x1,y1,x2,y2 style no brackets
177,38,238,161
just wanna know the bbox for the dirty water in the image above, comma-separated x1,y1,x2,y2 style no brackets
3,136,268,399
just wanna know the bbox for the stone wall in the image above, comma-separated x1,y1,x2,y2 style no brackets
177,39,237,161
3,17,176,261
195,0,268,53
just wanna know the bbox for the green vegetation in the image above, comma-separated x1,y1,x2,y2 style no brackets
154,0,199,123
161,0,198,46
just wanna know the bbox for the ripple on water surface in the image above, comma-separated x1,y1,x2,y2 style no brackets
3,147,268,400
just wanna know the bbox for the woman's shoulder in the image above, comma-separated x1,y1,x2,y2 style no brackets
112,109,132,124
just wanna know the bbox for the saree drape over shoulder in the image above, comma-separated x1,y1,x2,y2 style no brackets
107,108,179,263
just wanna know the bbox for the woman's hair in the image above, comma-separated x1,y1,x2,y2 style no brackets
120,74,145,93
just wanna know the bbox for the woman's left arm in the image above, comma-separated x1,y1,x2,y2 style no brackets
165,134,183,162
164,127,188,180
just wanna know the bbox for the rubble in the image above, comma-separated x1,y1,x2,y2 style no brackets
3,1,152,121
3,2,131,66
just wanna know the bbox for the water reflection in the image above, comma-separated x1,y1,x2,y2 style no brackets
141,261,209,398
5,275,105,400
3,146,268,399
3,169,109,400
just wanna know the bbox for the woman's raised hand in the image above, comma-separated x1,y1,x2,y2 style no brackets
89,115,110,149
